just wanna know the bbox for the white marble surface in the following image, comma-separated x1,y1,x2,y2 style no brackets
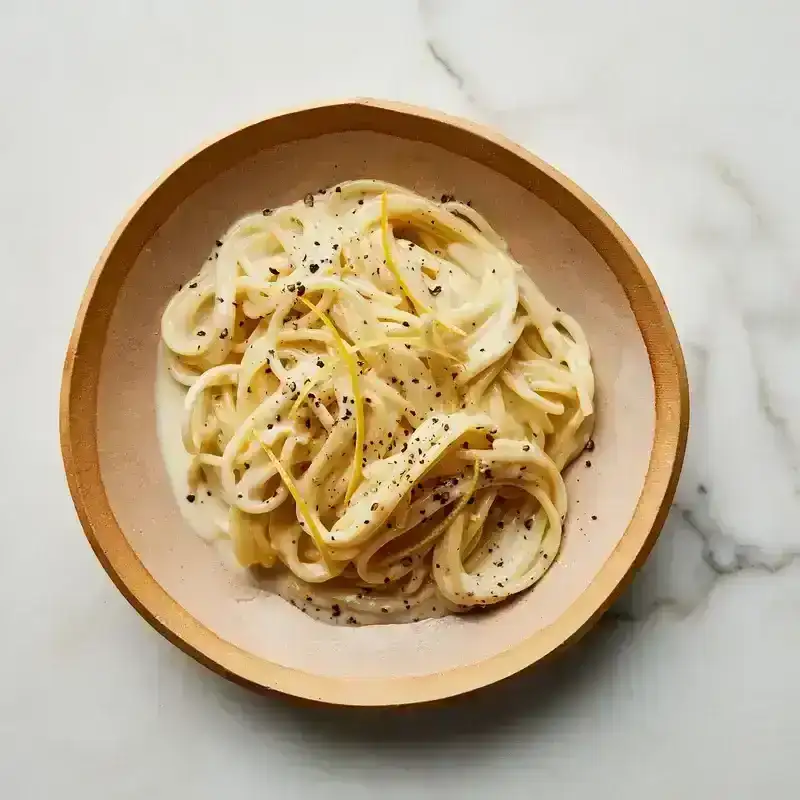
2,0,799,796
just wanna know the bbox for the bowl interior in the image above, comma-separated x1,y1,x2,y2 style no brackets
93,127,655,682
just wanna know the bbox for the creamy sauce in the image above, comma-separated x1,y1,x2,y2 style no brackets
155,347,449,625
154,181,594,625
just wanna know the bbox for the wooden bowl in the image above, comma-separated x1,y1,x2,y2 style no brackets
60,100,688,706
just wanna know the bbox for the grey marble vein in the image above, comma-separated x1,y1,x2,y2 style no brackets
676,501,798,575
418,0,489,113
425,40,464,91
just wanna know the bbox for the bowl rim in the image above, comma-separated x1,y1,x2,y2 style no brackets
60,98,689,706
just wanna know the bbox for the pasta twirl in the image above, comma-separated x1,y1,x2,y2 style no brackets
159,180,595,625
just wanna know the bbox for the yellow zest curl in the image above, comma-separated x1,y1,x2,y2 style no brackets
254,436,333,566
299,297,365,502
381,192,465,337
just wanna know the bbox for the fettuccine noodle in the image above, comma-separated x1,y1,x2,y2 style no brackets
159,180,595,625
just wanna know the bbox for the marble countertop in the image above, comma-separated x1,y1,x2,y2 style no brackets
3,0,799,796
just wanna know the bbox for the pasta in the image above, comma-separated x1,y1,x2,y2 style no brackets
159,180,595,625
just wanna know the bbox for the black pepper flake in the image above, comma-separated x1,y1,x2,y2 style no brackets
585,439,595,452
358,199,364,205
219,328,229,340
309,263,319,273
269,267,279,276
524,519,533,530
215,239,222,247
316,359,324,367
296,285,306,297
591,515,597,521
585,460,592,468
402,321,410,327
371,503,378,511
188,282,198,289
186,494,195,503
304,193,314,207
197,330,206,337
383,577,390,584
335,186,342,193
522,444,531,452
429,285,442,296
331,604,341,617
262,208,272,216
